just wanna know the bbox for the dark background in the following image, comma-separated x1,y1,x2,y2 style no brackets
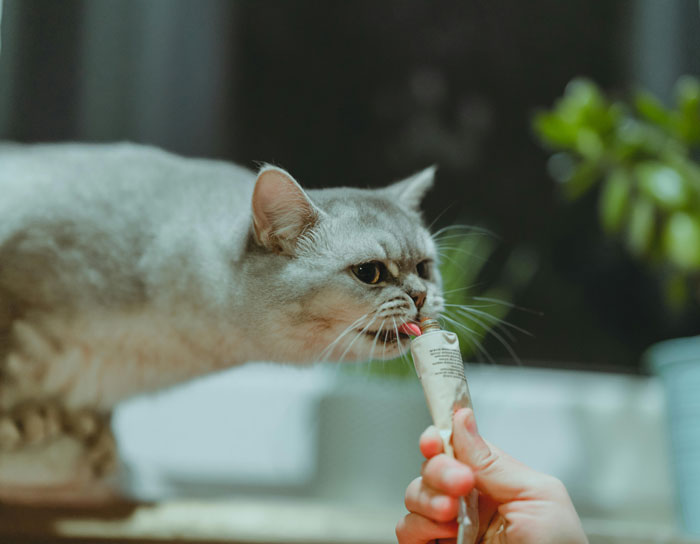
1,0,699,372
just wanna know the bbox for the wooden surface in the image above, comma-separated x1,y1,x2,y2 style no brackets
2,498,699,544
0,498,399,544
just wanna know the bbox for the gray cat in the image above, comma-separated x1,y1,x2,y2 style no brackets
0,142,443,502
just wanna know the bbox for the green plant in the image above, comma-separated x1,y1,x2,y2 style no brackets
533,76,700,309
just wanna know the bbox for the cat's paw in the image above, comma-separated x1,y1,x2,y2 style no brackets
86,423,118,477
59,408,117,477
65,408,101,440
0,416,20,449
0,402,63,450
0,405,119,502
0,404,117,477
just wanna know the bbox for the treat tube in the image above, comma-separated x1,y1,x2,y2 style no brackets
409,317,479,544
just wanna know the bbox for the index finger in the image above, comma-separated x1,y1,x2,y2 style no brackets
419,425,444,459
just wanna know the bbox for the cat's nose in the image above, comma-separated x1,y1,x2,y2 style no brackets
410,291,427,311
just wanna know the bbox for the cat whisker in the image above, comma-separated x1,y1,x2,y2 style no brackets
435,245,487,261
435,246,482,258
449,307,522,365
434,233,488,243
391,316,400,341
335,314,380,364
445,303,533,337
381,322,389,361
390,317,405,368
377,299,412,313
377,310,411,319
367,319,386,363
432,223,498,237
439,313,496,364
441,286,474,296
314,312,372,363
451,307,516,343
390,316,403,359
426,204,456,232
392,316,414,372
380,304,410,311
445,301,499,309
435,251,468,274
472,296,544,316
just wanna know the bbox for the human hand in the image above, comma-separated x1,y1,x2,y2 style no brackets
396,408,588,544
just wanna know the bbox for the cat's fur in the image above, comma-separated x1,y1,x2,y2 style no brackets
0,142,443,501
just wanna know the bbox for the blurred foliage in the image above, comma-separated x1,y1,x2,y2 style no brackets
349,229,536,379
533,76,700,311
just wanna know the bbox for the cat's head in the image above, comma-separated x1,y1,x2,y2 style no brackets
244,165,443,363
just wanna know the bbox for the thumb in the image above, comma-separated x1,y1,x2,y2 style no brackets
452,408,553,504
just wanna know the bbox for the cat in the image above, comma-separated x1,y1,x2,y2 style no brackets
0,142,444,503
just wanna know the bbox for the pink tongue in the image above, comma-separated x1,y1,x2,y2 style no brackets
399,322,422,337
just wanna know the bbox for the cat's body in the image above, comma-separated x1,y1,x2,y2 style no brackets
0,143,257,411
0,142,442,501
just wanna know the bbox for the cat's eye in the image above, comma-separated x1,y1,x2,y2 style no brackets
416,260,431,280
352,261,386,285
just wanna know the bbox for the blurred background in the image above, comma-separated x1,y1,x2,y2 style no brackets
1,1,700,542
1,0,699,370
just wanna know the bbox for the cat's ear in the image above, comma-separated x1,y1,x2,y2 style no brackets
383,166,436,210
252,165,320,254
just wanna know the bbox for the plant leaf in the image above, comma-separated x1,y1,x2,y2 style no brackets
675,76,700,145
663,212,700,270
635,90,672,129
599,169,632,233
562,160,600,200
626,197,656,257
664,272,689,313
636,161,690,211
533,111,578,148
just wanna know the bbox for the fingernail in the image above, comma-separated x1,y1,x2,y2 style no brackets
455,408,479,437
464,409,478,436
